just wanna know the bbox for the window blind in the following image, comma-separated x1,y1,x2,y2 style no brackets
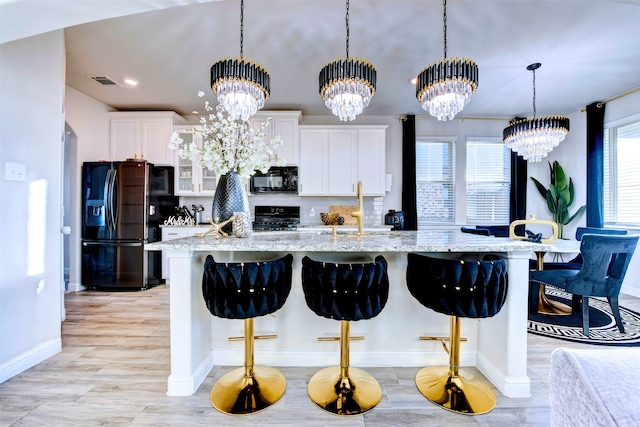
466,141,511,224
416,139,455,224
604,120,640,226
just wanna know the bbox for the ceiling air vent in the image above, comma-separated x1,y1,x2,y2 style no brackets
87,75,123,87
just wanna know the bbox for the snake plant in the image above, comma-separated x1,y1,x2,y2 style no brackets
531,161,585,239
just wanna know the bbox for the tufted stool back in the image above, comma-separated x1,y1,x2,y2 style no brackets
301,255,389,322
407,253,508,319
202,254,293,320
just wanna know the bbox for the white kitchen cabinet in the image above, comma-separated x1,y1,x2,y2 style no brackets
299,128,329,195
299,125,387,197
172,126,218,196
109,111,187,165
161,227,200,280
249,111,301,165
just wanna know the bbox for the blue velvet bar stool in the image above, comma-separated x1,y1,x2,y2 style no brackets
301,255,389,415
202,254,293,415
406,253,508,415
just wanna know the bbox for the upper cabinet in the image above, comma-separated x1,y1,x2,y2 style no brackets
109,111,187,165
249,111,301,165
299,125,387,197
172,126,217,196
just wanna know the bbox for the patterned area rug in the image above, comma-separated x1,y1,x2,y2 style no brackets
527,287,640,346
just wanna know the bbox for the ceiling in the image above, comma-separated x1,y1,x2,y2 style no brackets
4,0,640,120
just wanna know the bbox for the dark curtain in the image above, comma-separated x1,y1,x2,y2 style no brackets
510,151,527,233
401,115,418,230
586,102,605,228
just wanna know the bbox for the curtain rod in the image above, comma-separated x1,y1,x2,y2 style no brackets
580,86,640,112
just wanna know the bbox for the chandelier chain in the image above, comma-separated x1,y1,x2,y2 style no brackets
532,68,537,118
240,0,244,59
345,0,350,58
442,0,447,59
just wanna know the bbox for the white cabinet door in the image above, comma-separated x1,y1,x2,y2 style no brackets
109,112,186,165
173,126,217,196
299,129,329,195
111,118,141,161
357,128,386,196
328,129,357,196
250,111,301,165
142,118,174,165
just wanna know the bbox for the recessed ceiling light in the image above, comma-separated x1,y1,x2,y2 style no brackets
123,77,139,86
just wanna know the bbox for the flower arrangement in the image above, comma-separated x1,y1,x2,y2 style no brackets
169,92,284,178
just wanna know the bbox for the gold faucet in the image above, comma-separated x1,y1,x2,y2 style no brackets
350,181,364,236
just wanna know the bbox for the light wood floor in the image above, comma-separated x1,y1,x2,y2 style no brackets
2,285,639,426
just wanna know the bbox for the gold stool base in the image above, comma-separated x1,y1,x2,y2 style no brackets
415,366,496,415
210,366,286,415
307,366,382,415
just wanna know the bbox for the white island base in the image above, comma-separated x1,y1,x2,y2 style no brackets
146,231,581,399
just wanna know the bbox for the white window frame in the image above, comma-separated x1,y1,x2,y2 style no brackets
603,114,640,228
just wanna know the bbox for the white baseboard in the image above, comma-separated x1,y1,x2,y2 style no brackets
0,339,62,383
66,282,85,292
476,352,531,398
167,352,214,396
621,285,640,298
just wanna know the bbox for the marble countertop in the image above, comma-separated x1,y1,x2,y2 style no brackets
147,229,581,254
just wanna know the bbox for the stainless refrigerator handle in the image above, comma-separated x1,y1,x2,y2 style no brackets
103,169,111,230
108,169,118,231
83,241,143,247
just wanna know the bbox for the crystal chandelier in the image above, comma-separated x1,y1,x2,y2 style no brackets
416,0,478,121
503,63,570,162
319,0,376,121
210,0,269,121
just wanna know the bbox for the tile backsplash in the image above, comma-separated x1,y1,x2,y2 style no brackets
179,194,384,226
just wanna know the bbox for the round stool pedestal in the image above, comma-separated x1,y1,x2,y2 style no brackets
308,366,382,415
415,366,496,415
210,365,286,415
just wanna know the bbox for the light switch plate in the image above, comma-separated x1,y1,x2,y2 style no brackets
5,162,27,182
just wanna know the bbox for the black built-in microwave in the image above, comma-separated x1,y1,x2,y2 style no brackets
250,166,298,194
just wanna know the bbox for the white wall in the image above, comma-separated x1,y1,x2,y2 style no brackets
0,31,66,382
64,87,113,290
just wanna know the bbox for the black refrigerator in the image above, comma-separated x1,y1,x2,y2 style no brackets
82,160,177,290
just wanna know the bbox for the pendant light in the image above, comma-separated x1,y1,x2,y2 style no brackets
503,63,570,162
416,0,478,121
210,0,269,120
319,0,376,121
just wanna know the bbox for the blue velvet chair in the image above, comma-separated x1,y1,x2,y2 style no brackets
530,234,638,336
301,255,389,415
202,254,293,415
406,253,508,415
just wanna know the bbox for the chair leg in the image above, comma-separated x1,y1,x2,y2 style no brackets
414,316,496,415
210,318,287,415
608,296,626,333
307,320,382,415
581,296,590,336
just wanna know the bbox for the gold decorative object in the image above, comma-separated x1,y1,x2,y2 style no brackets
196,216,237,240
509,214,559,243
350,181,364,236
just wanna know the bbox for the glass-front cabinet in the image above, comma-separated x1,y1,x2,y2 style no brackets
173,126,217,196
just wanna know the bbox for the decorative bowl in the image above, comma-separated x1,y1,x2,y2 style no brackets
320,212,340,225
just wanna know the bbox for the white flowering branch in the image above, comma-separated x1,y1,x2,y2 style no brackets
169,91,284,178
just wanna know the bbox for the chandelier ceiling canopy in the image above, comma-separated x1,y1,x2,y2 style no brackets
318,0,376,122
210,0,269,121
416,0,478,121
503,63,570,162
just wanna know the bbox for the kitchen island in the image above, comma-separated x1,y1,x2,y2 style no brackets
146,230,580,398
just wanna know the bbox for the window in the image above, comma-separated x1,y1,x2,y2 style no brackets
416,138,455,225
466,140,511,224
604,119,640,226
